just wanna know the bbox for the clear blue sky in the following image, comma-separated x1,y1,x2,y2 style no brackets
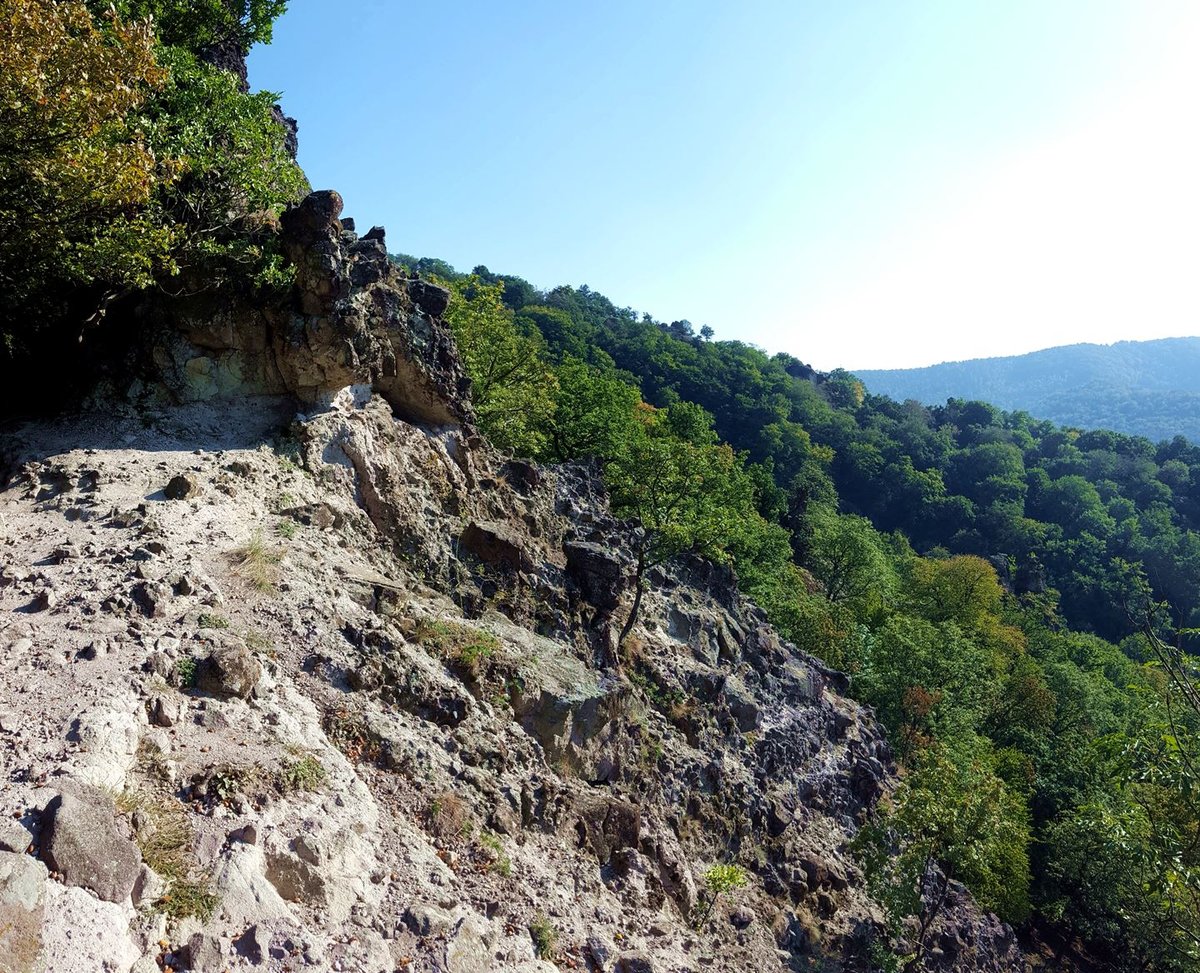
249,1,1200,370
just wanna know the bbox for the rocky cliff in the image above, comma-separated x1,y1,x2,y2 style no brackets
0,193,1025,973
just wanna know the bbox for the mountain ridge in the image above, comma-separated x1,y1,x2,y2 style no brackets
854,335,1200,441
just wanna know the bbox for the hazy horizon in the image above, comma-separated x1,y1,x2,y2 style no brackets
250,2,1200,371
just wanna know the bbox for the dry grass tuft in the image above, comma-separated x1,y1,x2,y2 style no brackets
231,529,283,593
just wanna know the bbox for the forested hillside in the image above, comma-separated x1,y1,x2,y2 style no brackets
397,254,1200,971
856,337,1200,442
0,2,1195,966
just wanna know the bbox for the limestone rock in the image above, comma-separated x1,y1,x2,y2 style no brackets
444,915,493,973
186,932,227,973
0,818,32,854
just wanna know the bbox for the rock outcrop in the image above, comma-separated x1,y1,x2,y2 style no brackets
0,192,1029,972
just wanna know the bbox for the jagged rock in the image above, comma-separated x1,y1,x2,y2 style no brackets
459,521,534,572
507,632,626,776
613,952,659,973
186,932,227,973
233,924,271,964
148,694,184,728
131,580,170,617
722,675,761,731
41,789,141,903
0,851,47,973
402,902,456,936
0,819,32,854
565,541,627,609
444,915,493,973
195,642,261,699
131,864,165,909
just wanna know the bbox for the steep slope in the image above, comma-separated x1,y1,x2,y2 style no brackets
0,192,1026,972
855,336,1200,441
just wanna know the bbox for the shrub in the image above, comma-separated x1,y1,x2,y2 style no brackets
695,863,747,927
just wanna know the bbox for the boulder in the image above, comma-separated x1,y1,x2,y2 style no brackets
443,916,493,973
459,521,534,572
614,952,659,973
722,675,761,732
0,819,32,854
164,474,199,500
41,789,141,903
186,932,227,973
195,642,261,699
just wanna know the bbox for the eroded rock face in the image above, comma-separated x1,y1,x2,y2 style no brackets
142,190,474,428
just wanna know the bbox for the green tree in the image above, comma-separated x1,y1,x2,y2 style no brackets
540,357,640,463
442,275,558,457
138,46,306,292
0,0,171,347
855,747,1031,970
606,402,759,644
100,0,287,54
803,504,896,612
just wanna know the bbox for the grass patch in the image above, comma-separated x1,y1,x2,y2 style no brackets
196,612,230,630
116,789,217,921
477,831,512,877
275,518,298,540
243,629,274,654
415,619,499,679
529,913,557,959
276,754,326,794
231,529,283,593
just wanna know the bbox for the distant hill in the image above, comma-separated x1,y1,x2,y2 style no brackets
855,336,1200,442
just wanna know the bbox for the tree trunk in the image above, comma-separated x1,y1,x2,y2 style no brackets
618,544,647,649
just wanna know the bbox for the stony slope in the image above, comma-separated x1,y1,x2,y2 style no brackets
0,192,1024,973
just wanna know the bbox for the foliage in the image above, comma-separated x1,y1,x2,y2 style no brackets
695,863,748,927
101,0,287,54
415,619,499,679
276,754,326,794
0,0,170,348
529,914,557,960
854,747,1031,968
175,655,198,687
135,46,306,291
441,275,557,456
0,0,299,365
605,401,762,642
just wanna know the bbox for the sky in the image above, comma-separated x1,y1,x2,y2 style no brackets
248,1,1200,371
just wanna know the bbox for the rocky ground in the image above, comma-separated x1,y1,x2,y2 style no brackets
0,192,1028,973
